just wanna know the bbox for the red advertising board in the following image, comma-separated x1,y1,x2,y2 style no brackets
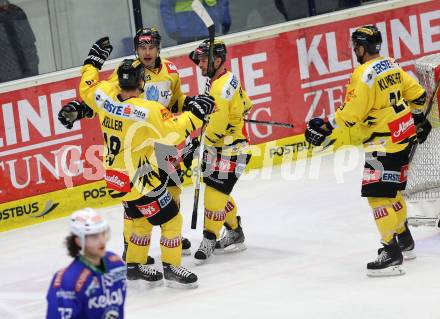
0,1,439,204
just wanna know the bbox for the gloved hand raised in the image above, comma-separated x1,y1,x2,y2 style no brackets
83,37,113,70
189,95,215,121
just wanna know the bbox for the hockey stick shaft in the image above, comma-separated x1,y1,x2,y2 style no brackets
191,0,215,229
244,118,294,128
409,75,440,162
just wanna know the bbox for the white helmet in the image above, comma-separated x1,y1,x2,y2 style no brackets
69,208,109,251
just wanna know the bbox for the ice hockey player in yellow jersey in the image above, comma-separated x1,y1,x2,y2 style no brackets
188,39,253,264
305,26,432,277
108,27,195,260
58,37,215,288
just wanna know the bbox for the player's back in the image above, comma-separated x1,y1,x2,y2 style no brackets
207,71,252,151
351,57,421,151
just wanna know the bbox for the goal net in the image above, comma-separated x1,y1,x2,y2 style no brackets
404,53,440,227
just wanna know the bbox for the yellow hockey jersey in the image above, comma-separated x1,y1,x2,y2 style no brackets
205,70,253,154
108,58,187,113
80,64,203,201
332,56,426,153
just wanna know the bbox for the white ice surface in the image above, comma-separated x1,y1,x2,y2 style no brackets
1,149,439,319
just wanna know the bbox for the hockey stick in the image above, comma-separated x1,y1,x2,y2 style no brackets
409,75,440,162
244,118,294,128
191,0,215,229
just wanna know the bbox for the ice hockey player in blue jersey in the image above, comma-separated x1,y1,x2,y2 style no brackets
46,208,126,319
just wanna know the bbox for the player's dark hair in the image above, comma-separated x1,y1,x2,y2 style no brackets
117,59,144,91
65,234,81,258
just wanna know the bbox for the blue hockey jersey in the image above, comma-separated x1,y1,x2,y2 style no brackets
46,252,126,319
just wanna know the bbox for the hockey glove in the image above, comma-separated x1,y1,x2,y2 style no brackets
58,100,94,129
305,118,333,146
84,37,113,70
412,112,432,144
189,95,215,121
182,138,200,169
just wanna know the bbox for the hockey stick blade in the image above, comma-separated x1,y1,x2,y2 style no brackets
191,0,214,28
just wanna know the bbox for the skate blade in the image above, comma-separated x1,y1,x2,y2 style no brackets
403,250,416,260
182,248,191,256
367,265,405,277
127,279,164,289
213,243,246,255
165,280,198,289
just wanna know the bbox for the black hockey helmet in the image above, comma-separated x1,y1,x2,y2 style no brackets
117,59,144,91
351,25,382,54
189,39,227,65
134,27,161,49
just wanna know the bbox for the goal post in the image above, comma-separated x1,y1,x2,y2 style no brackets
404,53,440,227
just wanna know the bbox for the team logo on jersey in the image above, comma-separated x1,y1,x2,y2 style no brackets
105,170,130,193
388,112,415,143
345,89,357,102
146,85,160,101
165,62,178,74
136,201,160,218
160,108,172,120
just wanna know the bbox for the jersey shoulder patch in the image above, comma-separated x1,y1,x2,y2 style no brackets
216,73,239,101
164,61,178,74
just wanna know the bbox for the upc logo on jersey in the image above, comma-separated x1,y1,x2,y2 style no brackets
105,170,130,193
388,112,415,143
136,201,160,218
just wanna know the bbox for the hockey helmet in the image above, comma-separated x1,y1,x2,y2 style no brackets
189,39,227,65
117,59,145,91
70,208,109,251
134,27,161,49
70,208,108,237
351,25,382,54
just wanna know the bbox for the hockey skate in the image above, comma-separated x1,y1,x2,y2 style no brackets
367,238,404,277
194,231,216,265
182,237,191,256
214,216,246,255
163,262,198,289
397,223,416,260
126,263,163,288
